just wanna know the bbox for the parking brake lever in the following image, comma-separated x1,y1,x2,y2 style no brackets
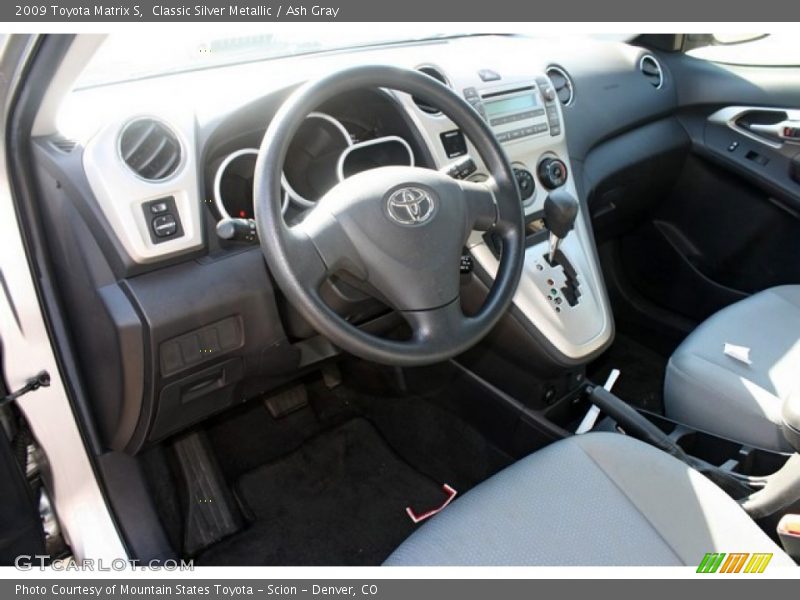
585,384,693,464
583,383,753,497
576,369,619,434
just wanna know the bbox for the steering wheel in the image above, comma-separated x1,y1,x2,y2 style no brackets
254,65,525,366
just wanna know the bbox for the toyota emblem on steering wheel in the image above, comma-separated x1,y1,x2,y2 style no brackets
385,186,436,226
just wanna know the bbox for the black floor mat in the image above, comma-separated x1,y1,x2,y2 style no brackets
197,418,447,566
330,385,513,492
204,381,359,484
588,333,668,414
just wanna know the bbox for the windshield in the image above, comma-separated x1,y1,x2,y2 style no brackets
78,30,496,88
77,30,633,88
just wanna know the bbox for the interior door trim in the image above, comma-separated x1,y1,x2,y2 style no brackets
708,106,800,151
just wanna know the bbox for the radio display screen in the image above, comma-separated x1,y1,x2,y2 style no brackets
484,93,539,117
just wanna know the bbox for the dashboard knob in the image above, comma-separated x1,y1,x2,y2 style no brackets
542,87,556,102
538,157,568,190
513,168,535,201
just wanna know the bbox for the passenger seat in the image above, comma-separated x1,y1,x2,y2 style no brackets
664,285,800,453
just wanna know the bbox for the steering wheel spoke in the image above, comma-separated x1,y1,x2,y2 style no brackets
280,227,330,290
402,300,472,347
290,209,368,284
459,179,499,233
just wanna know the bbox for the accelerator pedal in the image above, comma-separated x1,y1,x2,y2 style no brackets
173,431,243,555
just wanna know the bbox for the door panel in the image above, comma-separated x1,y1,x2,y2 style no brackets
621,155,800,322
614,51,800,325
0,351,46,565
0,425,46,564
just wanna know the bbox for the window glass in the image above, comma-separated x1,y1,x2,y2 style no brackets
688,34,800,66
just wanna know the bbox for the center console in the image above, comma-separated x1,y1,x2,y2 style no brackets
463,81,556,143
398,67,614,370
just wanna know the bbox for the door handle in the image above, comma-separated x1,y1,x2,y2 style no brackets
749,120,800,143
709,107,800,150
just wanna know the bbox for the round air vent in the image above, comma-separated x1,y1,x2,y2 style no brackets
412,65,449,115
119,117,182,181
546,65,574,106
639,55,664,89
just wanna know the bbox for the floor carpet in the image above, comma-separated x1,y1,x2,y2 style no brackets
588,332,668,415
198,418,448,565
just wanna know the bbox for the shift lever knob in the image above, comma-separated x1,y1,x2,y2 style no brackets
544,189,579,262
544,188,579,239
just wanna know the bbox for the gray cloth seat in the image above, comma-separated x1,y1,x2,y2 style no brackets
664,285,800,453
385,432,793,566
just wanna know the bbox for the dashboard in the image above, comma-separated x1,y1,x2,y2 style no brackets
61,35,676,267
38,34,682,452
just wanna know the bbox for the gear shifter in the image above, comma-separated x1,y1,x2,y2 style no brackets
543,188,579,263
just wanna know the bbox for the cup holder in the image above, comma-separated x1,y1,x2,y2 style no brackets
641,411,791,477
676,431,743,467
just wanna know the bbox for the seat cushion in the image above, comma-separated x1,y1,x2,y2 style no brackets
664,285,800,452
384,432,792,566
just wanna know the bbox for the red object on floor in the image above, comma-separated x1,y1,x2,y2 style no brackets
406,484,458,524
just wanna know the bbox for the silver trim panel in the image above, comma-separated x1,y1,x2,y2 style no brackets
82,111,204,264
471,176,613,360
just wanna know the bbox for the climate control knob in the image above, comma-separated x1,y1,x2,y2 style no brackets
513,168,535,201
538,157,568,190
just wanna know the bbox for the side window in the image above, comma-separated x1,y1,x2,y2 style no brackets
687,34,800,66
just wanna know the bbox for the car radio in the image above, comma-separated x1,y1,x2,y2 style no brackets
463,79,561,143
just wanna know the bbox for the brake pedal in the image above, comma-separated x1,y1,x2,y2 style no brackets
264,384,309,419
321,363,342,390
